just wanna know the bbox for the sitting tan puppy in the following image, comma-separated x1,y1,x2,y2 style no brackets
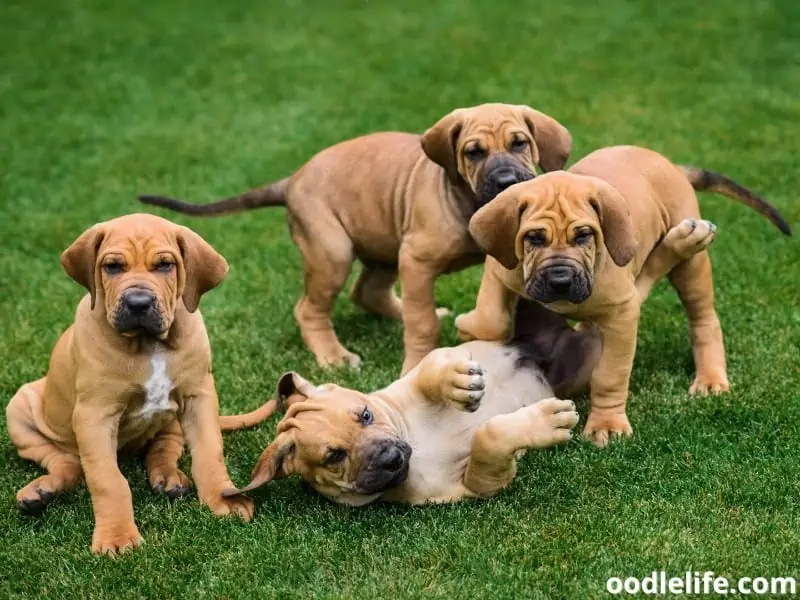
221,300,599,506
139,103,571,374
455,146,792,446
6,214,253,555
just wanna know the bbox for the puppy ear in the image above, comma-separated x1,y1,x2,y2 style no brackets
421,109,465,182
60,225,106,310
589,182,637,267
275,371,319,412
221,432,295,498
176,227,228,313
469,188,529,270
519,106,572,172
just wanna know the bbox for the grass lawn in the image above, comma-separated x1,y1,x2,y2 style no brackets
1,0,799,597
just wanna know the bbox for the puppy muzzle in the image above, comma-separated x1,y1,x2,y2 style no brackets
527,263,592,304
355,438,412,494
113,287,167,337
478,156,535,204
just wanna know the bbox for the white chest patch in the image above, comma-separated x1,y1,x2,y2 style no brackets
139,351,175,419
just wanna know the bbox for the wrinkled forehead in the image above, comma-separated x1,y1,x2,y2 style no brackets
521,175,597,225
99,226,178,259
460,113,527,144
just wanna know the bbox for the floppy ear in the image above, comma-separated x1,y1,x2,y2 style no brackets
589,182,637,267
519,106,572,172
275,371,319,412
60,224,106,309
421,109,466,182
469,188,529,270
176,227,228,313
221,431,295,498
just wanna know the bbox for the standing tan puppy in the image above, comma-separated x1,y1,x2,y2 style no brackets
6,214,253,555
221,299,599,506
139,103,571,374
456,146,791,447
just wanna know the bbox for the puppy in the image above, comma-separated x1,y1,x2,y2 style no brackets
221,299,599,506
455,146,792,446
6,214,253,555
138,103,571,374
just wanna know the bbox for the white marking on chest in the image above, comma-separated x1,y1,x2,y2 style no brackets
139,351,175,419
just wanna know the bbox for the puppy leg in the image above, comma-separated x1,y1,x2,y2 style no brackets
291,218,361,369
350,263,403,320
411,347,485,412
668,252,729,395
583,302,640,447
463,398,579,497
398,249,442,374
145,419,192,500
455,257,516,342
7,379,83,515
636,218,717,303
179,376,254,521
73,401,143,555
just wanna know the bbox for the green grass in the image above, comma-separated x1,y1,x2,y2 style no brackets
1,0,799,597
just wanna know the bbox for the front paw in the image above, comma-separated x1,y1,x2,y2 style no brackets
441,359,486,412
455,311,509,343
203,491,255,522
525,398,580,448
582,411,633,448
689,372,730,396
150,467,193,500
91,521,144,556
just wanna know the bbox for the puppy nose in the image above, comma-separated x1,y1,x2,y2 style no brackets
546,266,573,291
491,169,519,192
123,290,155,313
377,445,404,472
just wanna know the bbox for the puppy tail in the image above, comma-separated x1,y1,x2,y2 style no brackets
139,177,290,216
219,399,278,431
679,166,792,235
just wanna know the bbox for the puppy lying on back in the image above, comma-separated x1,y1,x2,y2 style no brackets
222,300,599,506
6,214,253,555
455,146,792,446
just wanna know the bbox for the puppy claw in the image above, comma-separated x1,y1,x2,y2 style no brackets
91,523,144,556
689,374,730,396
582,412,633,448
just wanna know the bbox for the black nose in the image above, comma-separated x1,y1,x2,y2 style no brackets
377,444,404,472
123,290,155,313
546,266,573,292
491,169,519,192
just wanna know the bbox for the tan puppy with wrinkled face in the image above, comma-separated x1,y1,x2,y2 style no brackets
139,103,571,374
456,146,792,446
6,214,253,555
221,300,599,506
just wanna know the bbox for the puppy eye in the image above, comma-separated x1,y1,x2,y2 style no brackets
155,260,175,273
359,407,374,425
464,147,486,162
525,231,547,247
324,448,347,465
510,138,529,152
103,262,124,275
574,231,594,245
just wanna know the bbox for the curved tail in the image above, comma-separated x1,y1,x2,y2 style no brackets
219,399,278,431
679,166,792,235
139,177,290,217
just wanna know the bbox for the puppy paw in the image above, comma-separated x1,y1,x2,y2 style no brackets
318,349,362,370
150,468,193,500
663,218,717,259
525,398,580,448
582,411,633,448
689,372,730,396
435,307,452,320
454,311,509,343
16,475,65,516
203,492,255,522
441,359,486,412
91,521,144,556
